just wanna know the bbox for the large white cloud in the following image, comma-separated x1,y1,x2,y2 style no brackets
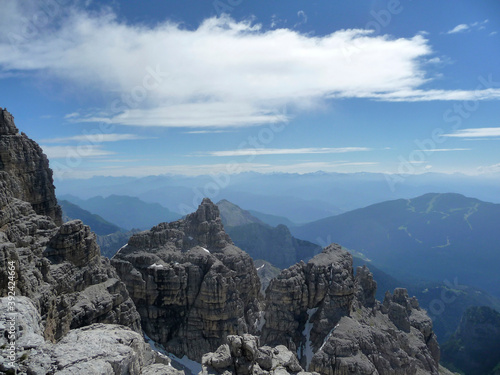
2,2,499,128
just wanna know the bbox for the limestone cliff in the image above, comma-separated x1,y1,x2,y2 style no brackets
0,108,61,225
112,198,262,362
0,110,146,372
262,244,441,374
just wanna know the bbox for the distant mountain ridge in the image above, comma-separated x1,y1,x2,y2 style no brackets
217,199,322,268
60,194,181,230
60,199,124,235
55,171,500,224
441,306,500,375
291,192,500,297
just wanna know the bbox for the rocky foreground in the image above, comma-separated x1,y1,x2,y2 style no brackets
0,108,453,374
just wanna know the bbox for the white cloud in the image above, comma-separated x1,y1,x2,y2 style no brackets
40,133,154,143
294,10,308,28
443,127,500,138
1,4,498,128
412,148,471,152
199,147,371,157
447,24,469,34
446,20,489,34
357,88,500,102
41,145,115,159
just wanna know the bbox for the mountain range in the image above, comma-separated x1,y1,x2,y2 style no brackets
55,171,500,224
217,199,321,268
60,194,181,230
291,192,500,298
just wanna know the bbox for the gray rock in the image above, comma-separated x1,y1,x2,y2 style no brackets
0,113,141,344
0,297,177,375
262,244,355,367
201,335,317,375
113,198,262,362
262,245,442,374
0,108,61,225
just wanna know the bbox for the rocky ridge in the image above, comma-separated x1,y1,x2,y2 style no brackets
261,244,442,374
0,109,171,374
0,108,449,374
112,198,262,362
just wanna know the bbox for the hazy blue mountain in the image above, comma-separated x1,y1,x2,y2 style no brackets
291,193,500,297
247,210,298,227
227,223,321,269
441,306,500,375
96,229,140,259
350,256,500,344
60,199,123,235
216,199,322,268
217,199,265,227
59,194,182,230
254,259,281,294
409,282,500,345
55,172,500,223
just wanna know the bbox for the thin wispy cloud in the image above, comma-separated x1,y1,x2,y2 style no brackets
446,19,488,34
40,133,154,143
444,127,500,138
41,145,115,159
412,148,471,152
1,4,498,129
199,147,371,157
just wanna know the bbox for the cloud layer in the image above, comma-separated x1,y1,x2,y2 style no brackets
1,4,499,128
200,147,371,157
444,127,500,138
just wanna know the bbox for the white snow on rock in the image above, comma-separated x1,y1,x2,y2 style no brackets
149,263,164,269
300,307,318,368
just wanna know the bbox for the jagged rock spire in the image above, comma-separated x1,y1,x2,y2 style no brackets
0,108,62,225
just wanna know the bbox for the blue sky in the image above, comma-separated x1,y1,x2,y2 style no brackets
1,0,500,180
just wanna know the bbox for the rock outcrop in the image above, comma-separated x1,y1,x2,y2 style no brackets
112,198,262,362
0,297,180,374
201,334,318,375
0,108,61,225
262,244,441,374
441,306,500,375
0,109,143,372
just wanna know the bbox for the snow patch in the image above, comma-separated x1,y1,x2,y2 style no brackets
144,333,202,375
254,311,266,332
149,263,164,269
300,307,318,369
319,324,339,351
113,243,128,258
201,247,210,254
168,353,202,375
256,264,265,271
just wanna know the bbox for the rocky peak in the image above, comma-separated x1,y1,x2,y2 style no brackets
0,108,18,135
355,265,377,308
262,243,441,374
0,111,143,372
0,108,62,225
127,197,232,252
113,197,261,362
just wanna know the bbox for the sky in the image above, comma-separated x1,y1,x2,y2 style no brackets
1,0,500,180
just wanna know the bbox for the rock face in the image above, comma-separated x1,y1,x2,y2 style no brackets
0,108,61,225
0,297,180,375
441,306,500,375
112,198,262,362
262,244,441,374
0,110,142,372
201,334,318,375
